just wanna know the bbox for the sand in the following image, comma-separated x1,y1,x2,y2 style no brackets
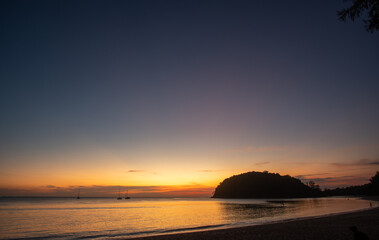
123,207,379,240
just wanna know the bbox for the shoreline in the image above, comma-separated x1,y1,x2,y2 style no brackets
122,206,379,240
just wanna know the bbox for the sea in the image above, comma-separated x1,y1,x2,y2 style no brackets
0,197,375,240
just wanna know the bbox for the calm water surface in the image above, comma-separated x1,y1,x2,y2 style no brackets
0,197,375,240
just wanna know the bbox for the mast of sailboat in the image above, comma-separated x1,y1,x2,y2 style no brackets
125,189,130,199
117,188,122,200
76,188,80,199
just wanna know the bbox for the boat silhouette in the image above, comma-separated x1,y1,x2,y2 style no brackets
117,189,122,200
125,190,131,199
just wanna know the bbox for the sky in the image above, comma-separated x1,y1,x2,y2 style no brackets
1,0,378,197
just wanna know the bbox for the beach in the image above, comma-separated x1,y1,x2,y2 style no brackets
126,207,379,240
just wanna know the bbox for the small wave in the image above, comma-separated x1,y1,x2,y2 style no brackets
1,233,76,240
70,224,227,240
75,224,229,239
160,224,227,233
73,230,160,240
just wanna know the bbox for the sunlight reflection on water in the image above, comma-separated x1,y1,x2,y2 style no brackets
0,197,375,240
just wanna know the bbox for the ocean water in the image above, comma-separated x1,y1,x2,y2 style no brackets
0,197,375,240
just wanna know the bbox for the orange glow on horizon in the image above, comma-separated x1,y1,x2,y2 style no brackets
0,183,215,198
1,143,377,197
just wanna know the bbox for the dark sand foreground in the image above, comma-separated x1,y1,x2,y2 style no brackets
124,207,379,240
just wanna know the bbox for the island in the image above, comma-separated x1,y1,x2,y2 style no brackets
212,171,323,198
212,171,379,198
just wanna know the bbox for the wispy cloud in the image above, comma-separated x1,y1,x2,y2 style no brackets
294,173,330,179
229,145,303,153
255,161,270,166
331,158,379,168
126,170,158,174
295,174,370,188
127,169,145,173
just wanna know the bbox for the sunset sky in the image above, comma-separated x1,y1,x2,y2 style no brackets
1,0,378,197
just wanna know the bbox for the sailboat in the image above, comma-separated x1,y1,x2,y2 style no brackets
125,190,131,199
117,189,122,200
76,188,80,199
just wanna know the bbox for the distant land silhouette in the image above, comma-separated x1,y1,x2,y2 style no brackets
212,171,379,198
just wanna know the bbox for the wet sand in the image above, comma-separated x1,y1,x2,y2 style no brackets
124,207,379,240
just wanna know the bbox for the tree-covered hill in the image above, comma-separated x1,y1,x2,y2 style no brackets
212,171,320,198
212,171,379,198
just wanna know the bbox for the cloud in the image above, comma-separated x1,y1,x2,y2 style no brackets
294,173,330,179
357,159,379,165
126,170,158,174
331,158,379,168
295,174,370,189
255,161,270,166
229,145,304,153
127,170,145,173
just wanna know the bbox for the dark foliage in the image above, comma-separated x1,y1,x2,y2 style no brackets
368,171,379,195
212,171,321,198
338,0,379,33
324,171,379,196
212,171,379,199
323,184,370,196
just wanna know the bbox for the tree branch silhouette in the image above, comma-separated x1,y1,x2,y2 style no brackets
338,0,379,33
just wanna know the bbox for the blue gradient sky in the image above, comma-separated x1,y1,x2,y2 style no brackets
1,0,378,196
